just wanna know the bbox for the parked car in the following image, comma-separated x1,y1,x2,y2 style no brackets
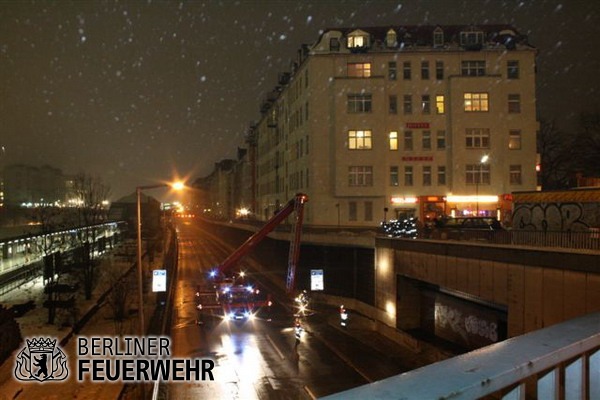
435,217,505,241
442,217,503,229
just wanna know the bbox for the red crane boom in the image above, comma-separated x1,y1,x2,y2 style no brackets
217,193,308,294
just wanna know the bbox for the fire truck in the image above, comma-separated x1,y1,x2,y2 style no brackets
220,283,264,321
197,193,308,322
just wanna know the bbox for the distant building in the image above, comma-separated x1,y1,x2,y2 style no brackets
203,24,539,227
194,160,236,220
108,192,161,237
2,164,67,206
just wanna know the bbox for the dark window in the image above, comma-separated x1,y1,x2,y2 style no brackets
421,61,429,80
507,60,519,79
403,61,411,80
436,61,444,80
388,61,397,80
389,95,397,114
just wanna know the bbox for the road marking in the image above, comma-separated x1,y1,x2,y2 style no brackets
266,334,285,360
304,385,317,400
314,333,373,383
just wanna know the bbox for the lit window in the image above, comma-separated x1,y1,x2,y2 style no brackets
348,130,372,149
347,94,372,113
466,164,490,185
466,128,490,148
389,131,398,150
508,94,521,113
509,130,521,150
390,166,399,186
464,92,489,112
507,60,519,79
510,165,522,185
349,166,373,186
436,95,445,114
386,29,397,48
347,63,371,78
461,60,486,76
348,35,368,48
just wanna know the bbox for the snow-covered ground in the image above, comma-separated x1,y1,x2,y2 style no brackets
0,241,165,400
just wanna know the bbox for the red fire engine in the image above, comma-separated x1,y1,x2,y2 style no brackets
197,193,308,322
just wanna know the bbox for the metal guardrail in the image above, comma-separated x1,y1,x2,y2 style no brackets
322,312,600,400
424,229,600,251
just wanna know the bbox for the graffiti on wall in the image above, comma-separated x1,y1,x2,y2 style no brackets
512,202,593,231
435,303,499,347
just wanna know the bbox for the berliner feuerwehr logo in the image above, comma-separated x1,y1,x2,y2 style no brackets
14,338,68,382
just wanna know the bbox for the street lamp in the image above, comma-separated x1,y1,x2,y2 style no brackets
136,181,184,337
476,155,489,216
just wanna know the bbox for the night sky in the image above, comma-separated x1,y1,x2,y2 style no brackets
1,0,598,200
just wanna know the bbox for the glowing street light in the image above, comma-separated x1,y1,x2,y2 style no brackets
136,180,185,338
476,155,490,215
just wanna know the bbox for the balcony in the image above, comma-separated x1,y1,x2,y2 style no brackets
322,312,600,400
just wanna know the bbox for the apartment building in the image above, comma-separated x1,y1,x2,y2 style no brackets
249,24,538,227
194,25,538,227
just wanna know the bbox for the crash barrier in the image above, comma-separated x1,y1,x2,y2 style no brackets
429,228,600,251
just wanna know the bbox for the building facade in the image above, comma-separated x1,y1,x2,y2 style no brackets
201,24,539,227
2,164,69,207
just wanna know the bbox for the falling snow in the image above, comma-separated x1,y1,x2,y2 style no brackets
0,0,598,199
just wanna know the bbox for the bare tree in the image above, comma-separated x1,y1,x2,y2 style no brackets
72,173,111,300
537,119,574,190
32,205,66,324
102,261,134,335
573,112,600,178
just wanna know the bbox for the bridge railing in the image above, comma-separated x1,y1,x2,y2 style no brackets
424,229,600,251
322,312,600,400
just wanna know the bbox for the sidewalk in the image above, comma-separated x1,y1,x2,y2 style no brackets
321,304,455,372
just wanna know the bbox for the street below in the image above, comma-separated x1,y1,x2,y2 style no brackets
167,219,408,399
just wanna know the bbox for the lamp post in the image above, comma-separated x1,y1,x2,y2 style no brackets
136,181,184,337
476,155,489,216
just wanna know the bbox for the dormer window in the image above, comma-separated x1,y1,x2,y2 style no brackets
386,29,397,48
460,30,484,46
348,35,366,48
330,38,340,51
347,29,370,49
433,27,444,47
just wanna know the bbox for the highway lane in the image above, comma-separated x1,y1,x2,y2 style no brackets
167,219,402,399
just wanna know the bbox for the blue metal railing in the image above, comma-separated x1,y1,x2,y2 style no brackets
322,312,600,400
